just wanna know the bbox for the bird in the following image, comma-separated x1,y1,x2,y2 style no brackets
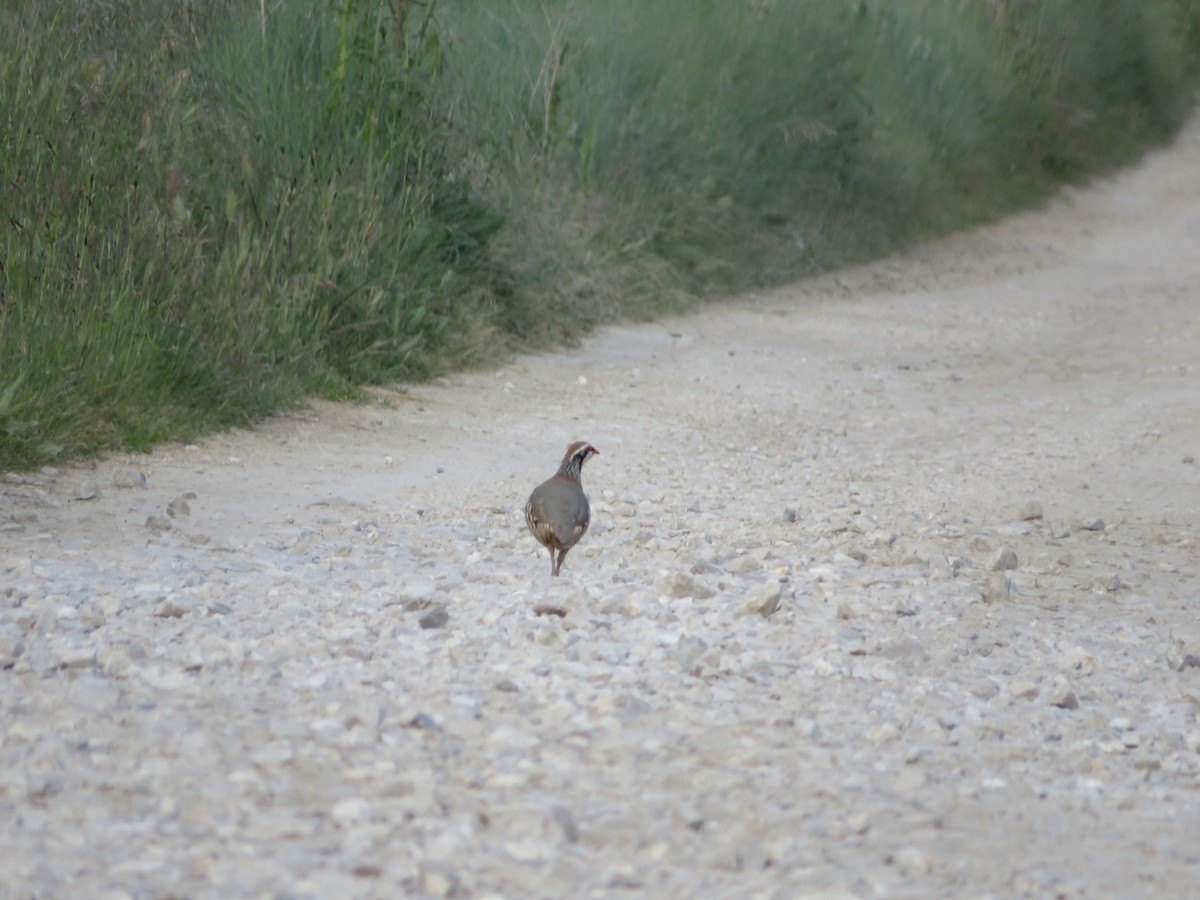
525,441,600,576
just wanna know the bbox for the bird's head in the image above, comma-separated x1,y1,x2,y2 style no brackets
561,441,599,479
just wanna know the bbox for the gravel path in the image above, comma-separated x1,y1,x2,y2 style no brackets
3,117,1200,899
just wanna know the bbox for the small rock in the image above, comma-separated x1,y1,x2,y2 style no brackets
869,529,898,547
1009,680,1039,700
408,713,442,731
74,479,100,501
552,806,581,843
725,555,763,574
418,607,449,630
398,578,437,608
1184,455,1195,465
155,598,192,618
1166,639,1200,672
1018,500,1044,521
782,506,798,523
656,571,715,600
167,496,191,518
969,535,993,553
420,865,458,897
988,547,1018,572
59,647,97,670
866,722,900,745
1076,518,1106,532
970,680,1000,701
112,468,148,489
1092,574,1122,592
982,572,1011,604
745,582,783,618
926,552,958,580
145,515,173,532
534,604,567,618
1047,678,1079,710
878,635,926,661
614,692,653,718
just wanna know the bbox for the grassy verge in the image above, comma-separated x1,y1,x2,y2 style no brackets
1,0,503,465
441,0,1200,319
2,0,1199,469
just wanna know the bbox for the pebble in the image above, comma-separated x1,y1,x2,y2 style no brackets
982,572,1011,604
1018,500,1044,520
1009,680,1039,700
155,597,193,618
926,552,960,580
167,495,192,518
58,647,97,670
988,547,1019,571
1047,678,1080,710
409,713,442,731
745,582,783,617
1165,640,1200,672
969,535,993,553
418,607,450,629
112,468,148,488
74,478,100,500
656,571,714,599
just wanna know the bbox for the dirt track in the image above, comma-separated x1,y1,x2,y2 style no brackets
2,116,1199,898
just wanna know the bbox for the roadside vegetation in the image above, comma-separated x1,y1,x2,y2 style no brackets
3,0,1198,468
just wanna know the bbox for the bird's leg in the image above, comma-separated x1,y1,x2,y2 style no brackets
547,547,558,576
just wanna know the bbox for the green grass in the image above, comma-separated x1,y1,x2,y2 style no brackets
2,0,1199,469
441,0,1200,299
1,0,502,465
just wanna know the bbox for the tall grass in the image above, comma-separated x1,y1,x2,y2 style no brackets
2,0,1199,468
441,0,1200,302
1,0,500,466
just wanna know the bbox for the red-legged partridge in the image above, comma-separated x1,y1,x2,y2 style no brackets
525,441,599,576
